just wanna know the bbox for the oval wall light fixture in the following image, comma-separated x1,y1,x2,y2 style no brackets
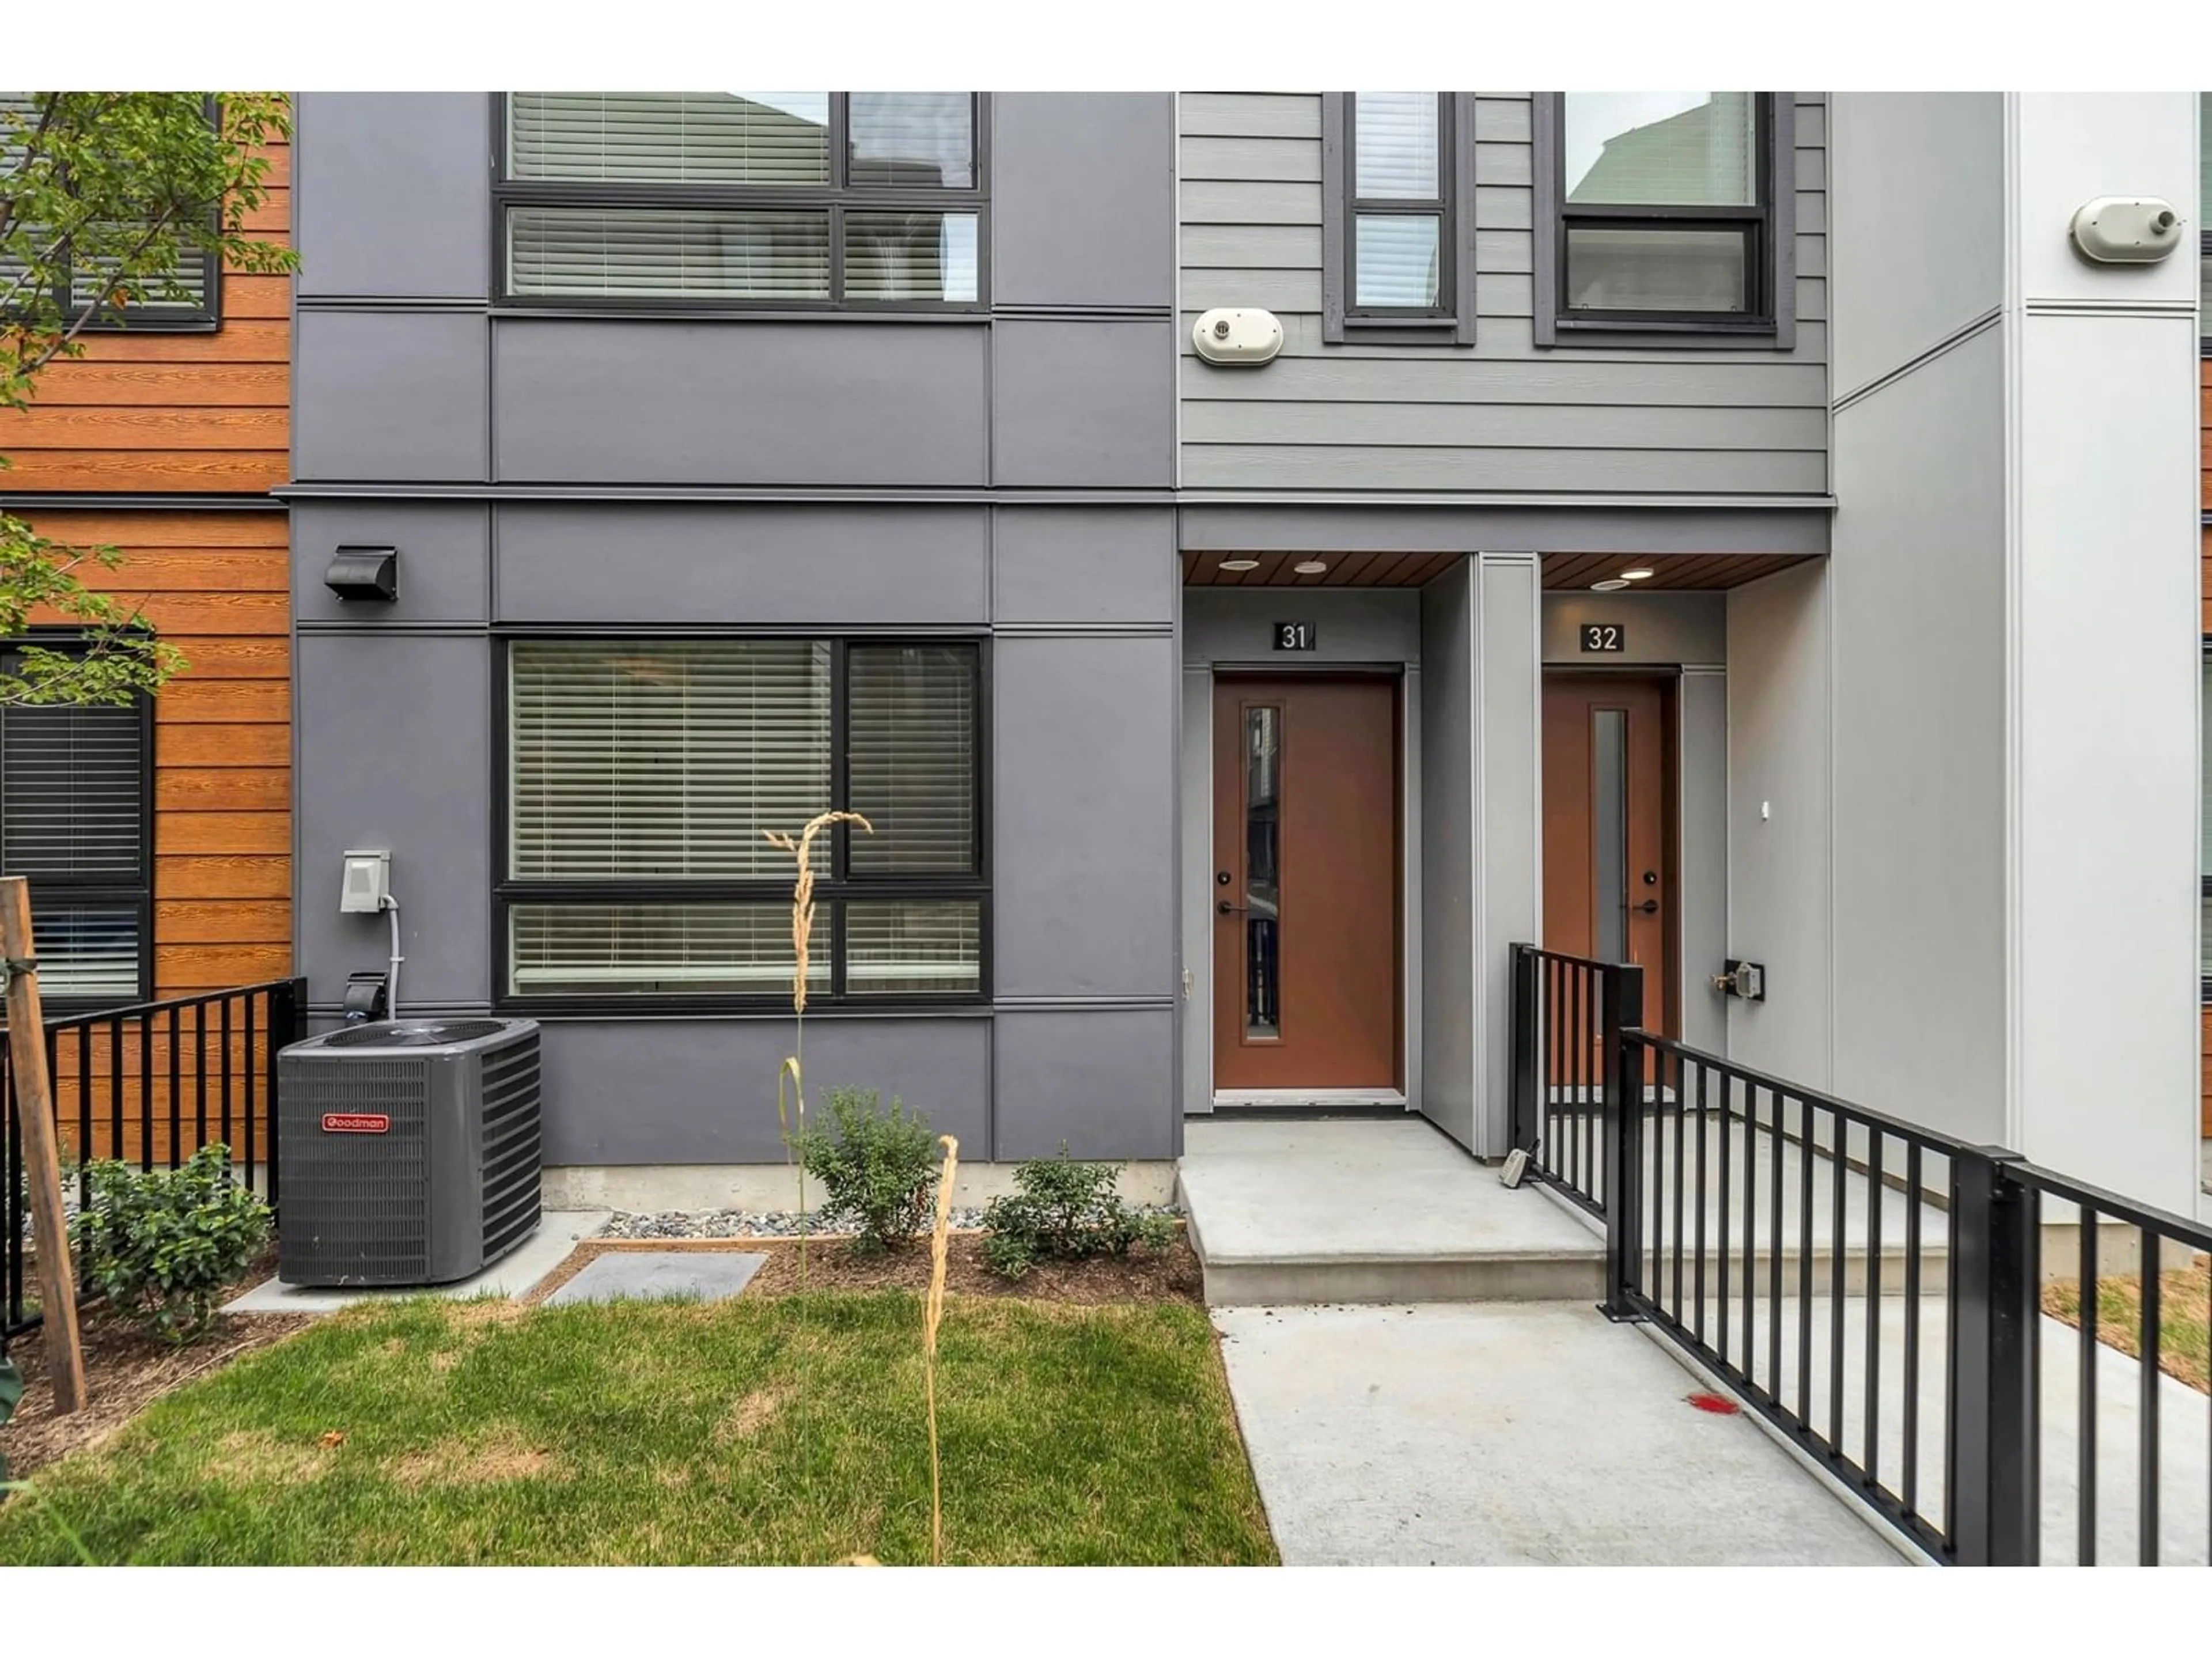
1591,578,1631,592
1218,558,1261,572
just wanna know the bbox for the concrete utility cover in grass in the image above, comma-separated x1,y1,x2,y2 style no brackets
544,1252,768,1306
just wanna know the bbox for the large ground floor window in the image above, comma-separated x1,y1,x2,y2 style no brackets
0,649,153,1010
498,637,986,1010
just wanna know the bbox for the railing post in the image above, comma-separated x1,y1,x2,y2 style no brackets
267,978,303,1213
1510,945,1538,1152
1946,1146,2039,1566
1599,962,1646,1321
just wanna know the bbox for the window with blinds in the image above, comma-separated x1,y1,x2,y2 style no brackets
1348,93,1448,313
498,92,984,307
503,638,984,1005
1,92,219,329
0,671,151,1007
1554,93,1770,322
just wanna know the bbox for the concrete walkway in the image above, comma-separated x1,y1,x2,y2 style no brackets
1215,1298,1905,1565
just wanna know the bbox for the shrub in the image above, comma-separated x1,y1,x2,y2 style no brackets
980,1147,1175,1281
793,1089,939,1252
69,1144,268,1345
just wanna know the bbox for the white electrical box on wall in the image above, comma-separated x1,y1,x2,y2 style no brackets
1192,307,1285,366
340,849,391,915
2069,196,2184,263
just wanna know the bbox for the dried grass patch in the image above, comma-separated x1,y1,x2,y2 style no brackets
2043,1251,2211,1393
388,1427,559,1488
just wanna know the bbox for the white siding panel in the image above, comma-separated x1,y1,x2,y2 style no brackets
1181,400,1830,449
1175,90,1831,497
1183,445,1830,493
1179,93,1321,140
1180,135,1321,183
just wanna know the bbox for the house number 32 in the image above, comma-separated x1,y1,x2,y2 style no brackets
1580,624,1625,654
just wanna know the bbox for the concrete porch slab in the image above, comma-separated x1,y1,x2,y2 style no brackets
1214,1300,1906,1566
1177,1117,1603,1305
543,1250,767,1306
224,1210,612,1315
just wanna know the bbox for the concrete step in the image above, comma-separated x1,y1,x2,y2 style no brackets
1177,1116,1957,1310
1178,1118,1605,1308
1186,1198,1605,1306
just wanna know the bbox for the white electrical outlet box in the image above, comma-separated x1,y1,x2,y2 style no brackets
1192,307,1285,365
340,849,391,915
2069,196,2184,263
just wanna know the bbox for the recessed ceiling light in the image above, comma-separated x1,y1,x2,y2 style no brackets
1620,567,1656,581
1293,560,1328,575
1591,578,1632,592
1218,558,1260,571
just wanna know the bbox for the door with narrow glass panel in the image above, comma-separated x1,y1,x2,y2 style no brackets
1541,675,1675,1035
1211,676,1400,1094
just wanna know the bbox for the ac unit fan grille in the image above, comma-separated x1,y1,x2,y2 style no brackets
281,1056,430,1283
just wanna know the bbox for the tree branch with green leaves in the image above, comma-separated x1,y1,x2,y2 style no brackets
0,91,297,707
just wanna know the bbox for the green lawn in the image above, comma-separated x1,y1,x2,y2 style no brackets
0,1292,1276,1566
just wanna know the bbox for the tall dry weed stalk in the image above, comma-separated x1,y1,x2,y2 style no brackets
764,810,872,1280
923,1131,959,1566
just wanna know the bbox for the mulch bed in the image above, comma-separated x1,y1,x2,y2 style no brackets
527,1228,1205,1307
2,1248,312,1482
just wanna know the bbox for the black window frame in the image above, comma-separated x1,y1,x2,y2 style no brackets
491,632,992,1016
1321,92,1476,346
1532,91,1797,351
490,92,992,317
0,92,224,334
0,630,156,1014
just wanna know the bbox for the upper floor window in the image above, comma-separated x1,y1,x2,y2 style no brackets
496,93,986,310
1534,92,1795,349
1321,93,1475,344
1,92,219,331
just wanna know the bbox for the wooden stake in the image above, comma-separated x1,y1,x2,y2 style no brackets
1,876,85,1414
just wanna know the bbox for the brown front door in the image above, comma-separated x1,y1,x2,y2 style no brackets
1543,675,1675,1033
1211,676,1401,1093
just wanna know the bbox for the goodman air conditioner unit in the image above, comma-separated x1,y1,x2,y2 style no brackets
277,1018,542,1287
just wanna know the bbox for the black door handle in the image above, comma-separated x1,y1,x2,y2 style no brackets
1217,900,1247,916
1634,899,1659,915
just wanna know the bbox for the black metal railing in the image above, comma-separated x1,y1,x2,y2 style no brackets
1508,942,2212,1566
1508,944,1639,1219
3,978,305,1346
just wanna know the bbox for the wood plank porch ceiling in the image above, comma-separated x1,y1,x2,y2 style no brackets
1543,551,1816,590
1181,550,1819,590
1181,550,1463,587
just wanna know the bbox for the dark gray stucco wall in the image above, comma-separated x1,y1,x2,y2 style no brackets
290,92,1181,1166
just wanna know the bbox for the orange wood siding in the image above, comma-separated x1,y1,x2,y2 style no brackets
0,141,289,493
20,509,292,1002
2201,1005,2211,1140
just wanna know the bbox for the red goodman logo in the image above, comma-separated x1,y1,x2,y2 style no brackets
320,1113,391,1134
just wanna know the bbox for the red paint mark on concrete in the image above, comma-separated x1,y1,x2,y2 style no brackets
1686,1392,1741,1415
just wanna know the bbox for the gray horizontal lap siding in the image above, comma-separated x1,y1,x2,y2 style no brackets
1178,91,1830,497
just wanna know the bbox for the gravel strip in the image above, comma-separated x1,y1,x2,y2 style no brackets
597,1201,1181,1240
